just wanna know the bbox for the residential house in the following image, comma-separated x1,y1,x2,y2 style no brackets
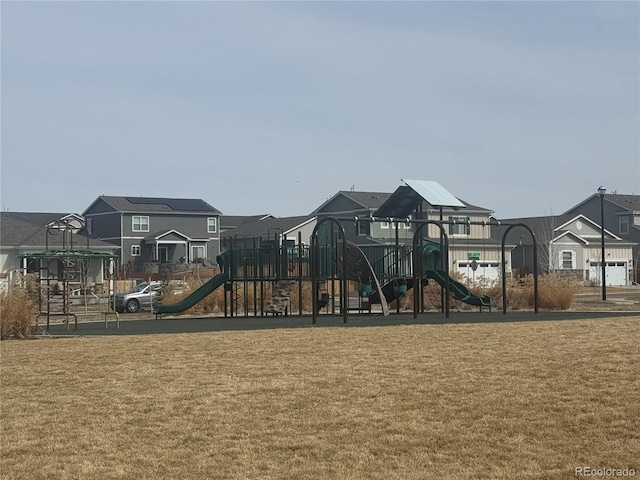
220,215,317,249
503,214,636,286
82,196,222,276
0,212,117,292
562,192,640,283
219,214,273,237
312,180,510,283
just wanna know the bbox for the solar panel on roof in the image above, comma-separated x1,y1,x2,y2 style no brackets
125,197,212,211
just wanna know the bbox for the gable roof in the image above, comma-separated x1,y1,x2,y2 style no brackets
604,194,640,212
312,191,392,214
83,196,222,215
220,215,273,231
220,215,315,239
144,229,193,242
2,211,75,227
495,214,631,244
563,193,640,215
314,188,491,218
1,212,116,250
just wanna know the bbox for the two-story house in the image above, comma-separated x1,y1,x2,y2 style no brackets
82,196,222,275
312,180,510,284
503,213,636,286
562,192,640,283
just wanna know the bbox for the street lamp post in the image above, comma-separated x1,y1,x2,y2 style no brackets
598,186,606,301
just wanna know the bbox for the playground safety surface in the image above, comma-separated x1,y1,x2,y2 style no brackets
41,309,639,337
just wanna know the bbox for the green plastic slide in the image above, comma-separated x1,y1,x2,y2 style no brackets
425,269,492,308
154,273,229,315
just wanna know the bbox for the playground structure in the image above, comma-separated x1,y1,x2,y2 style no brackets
18,214,539,329
153,216,538,322
18,218,119,331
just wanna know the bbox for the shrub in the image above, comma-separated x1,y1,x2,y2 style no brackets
503,273,577,310
0,283,37,340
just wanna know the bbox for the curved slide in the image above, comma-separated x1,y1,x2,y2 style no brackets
425,269,492,309
154,272,229,315
340,240,390,316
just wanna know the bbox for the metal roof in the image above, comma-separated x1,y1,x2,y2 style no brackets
374,180,465,218
402,179,465,208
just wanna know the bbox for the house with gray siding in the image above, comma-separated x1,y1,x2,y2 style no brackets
82,196,222,275
220,215,317,249
502,214,636,286
562,192,640,283
313,184,510,284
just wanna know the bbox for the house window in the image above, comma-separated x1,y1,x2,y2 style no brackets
207,217,217,234
449,216,470,236
561,251,574,269
86,218,93,235
357,221,370,236
132,216,149,232
619,216,629,235
131,245,141,256
192,245,206,261
380,217,411,230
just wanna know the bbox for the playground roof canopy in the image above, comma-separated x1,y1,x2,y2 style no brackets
374,179,465,218
18,249,117,260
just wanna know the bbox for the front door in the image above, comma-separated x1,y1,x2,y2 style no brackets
158,246,169,264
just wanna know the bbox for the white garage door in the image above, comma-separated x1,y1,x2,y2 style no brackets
589,262,627,286
457,261,500,285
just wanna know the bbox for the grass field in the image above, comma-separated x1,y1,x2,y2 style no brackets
1,316,639,480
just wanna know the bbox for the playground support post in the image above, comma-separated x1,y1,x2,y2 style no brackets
311,217,348,324
412,220,450,319
501,223,538,314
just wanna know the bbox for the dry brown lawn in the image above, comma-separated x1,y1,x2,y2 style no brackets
2,317,639,480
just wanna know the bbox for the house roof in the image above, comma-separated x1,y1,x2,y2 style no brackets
220,215,273,231
220,215,315,239
563,193,640,215
314,188,491,218
602,193,640,212
312,191,392,214
2,211,76,227
1,214,44,246
1,212,117,251
495,214,634,245
144,229,192,242
84,196,222,215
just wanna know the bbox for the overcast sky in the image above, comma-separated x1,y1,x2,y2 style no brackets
2,1,638,219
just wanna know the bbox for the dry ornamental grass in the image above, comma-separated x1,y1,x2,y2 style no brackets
1,317,639,479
